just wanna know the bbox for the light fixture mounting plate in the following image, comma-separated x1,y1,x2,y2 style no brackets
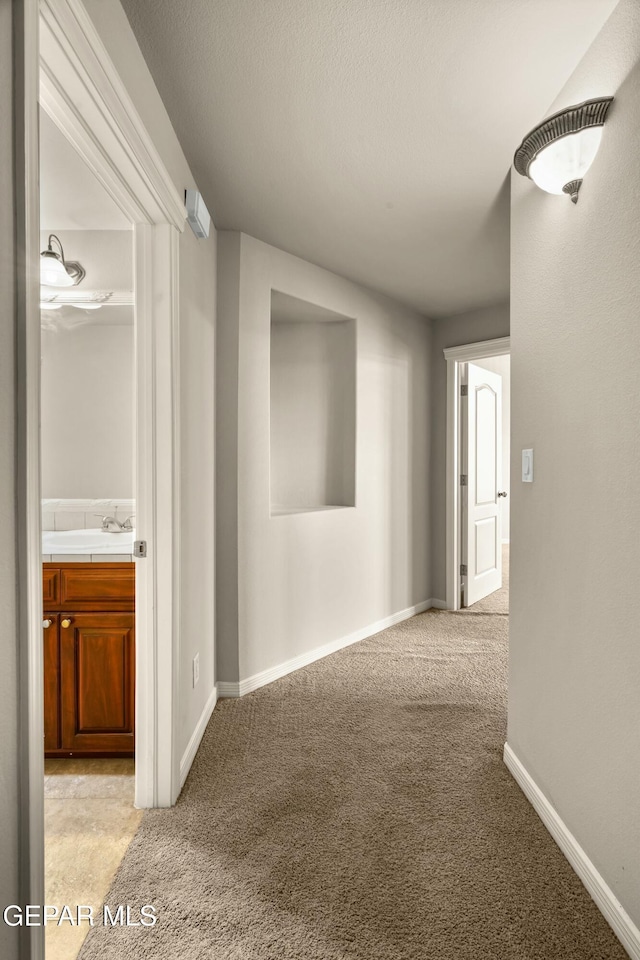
64,261,86,285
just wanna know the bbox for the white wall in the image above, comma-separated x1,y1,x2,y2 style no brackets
82,0,217,763
509,0,640,931
41,318,134,499
0,1,20,956
40,230,134,497
430,303,510,602
39,229,132,288
474,354,510,541
270,317,356,511
217,231,432,683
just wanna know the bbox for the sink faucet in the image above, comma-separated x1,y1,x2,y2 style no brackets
95,514,135,533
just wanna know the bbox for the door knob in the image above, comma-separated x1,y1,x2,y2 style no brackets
42,619,52,629
497,491,508,498
61,618,73,628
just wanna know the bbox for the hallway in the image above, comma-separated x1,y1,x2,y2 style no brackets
80,598,623,960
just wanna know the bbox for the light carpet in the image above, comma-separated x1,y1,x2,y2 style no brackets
80,602,625,959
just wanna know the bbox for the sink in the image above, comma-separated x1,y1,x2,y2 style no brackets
43,528,135,555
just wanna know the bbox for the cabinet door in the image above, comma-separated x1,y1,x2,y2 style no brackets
60,613,135,754
43,615,60,751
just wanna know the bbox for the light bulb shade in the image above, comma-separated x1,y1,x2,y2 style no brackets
529,127,603,195
40,251,75,287
40,302,62,310
514,97,613,202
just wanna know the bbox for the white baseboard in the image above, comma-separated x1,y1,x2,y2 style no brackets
504,743,640,960
179,684,218,789
218,599,436,698
429,598,448,610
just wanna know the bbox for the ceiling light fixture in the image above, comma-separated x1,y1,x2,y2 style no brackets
514,97,613,203
40,234,86,287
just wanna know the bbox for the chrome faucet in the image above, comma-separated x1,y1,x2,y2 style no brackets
95,514,135,533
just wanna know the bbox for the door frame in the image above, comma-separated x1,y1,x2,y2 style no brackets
16,0,186,943
444,337,510,610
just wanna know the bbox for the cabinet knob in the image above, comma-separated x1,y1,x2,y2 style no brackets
42,619,52,629
61,618,72,628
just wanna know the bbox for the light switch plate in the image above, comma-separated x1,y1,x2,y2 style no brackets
522,449,534,483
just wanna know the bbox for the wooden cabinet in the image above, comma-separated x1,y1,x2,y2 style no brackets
43,615,60,753
43,563,135,758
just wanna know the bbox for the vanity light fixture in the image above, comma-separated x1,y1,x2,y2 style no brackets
514,96,613,203
40,302,62,310
40,234,86,287
70,302,102,311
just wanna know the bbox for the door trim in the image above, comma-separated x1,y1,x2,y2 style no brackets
17,0,186,936
444,337,510,610
38,0,186,808
15,2,46,958
39,0,186,230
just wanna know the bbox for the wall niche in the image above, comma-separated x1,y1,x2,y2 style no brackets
270,290,356,515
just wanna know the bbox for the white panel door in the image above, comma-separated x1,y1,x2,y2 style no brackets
464,363,503,606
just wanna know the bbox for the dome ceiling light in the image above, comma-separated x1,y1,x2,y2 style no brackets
40,234,86,287
514,97,613,203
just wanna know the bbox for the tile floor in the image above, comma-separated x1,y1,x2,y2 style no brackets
44,759,143,960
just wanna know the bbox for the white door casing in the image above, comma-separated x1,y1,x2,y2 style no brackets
462,362,503,606
36,0,186,821
444,337,510,611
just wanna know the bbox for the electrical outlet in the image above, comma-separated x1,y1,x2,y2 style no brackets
192,653,200,688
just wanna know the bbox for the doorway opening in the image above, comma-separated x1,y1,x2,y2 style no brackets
39,105,141,960
18,3,189,956
444,337,510,612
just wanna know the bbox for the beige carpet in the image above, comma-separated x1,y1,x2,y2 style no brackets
80,602,625,960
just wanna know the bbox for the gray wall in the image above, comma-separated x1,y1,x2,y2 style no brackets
270,318,356,511
0,0,20,955
41,320,134,499
215,234,240,681
509,0,640,927
217,232,433,683
40,230,135,499
430,302,510,602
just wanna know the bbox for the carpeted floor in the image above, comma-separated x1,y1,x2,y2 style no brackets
80,588,625,959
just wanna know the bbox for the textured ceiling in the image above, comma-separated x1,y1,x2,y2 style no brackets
120,0,619,318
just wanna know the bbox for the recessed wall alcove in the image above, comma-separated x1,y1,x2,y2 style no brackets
270,290,356,515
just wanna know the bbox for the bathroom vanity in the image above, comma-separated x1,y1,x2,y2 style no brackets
43,562,135,757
